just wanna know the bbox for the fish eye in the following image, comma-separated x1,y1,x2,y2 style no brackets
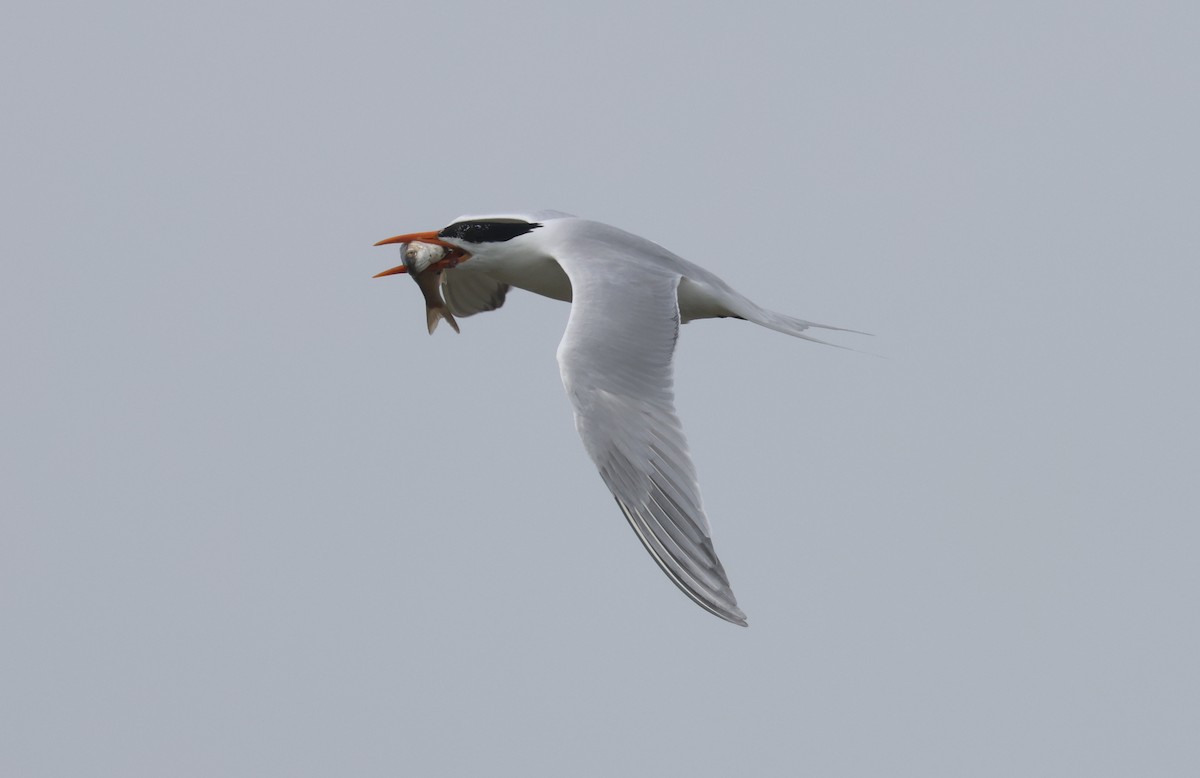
439,220,542,244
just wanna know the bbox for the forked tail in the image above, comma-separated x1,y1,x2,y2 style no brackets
747,307,870,350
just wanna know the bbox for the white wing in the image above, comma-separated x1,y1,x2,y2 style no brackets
443,265,509,317
554,242,747,626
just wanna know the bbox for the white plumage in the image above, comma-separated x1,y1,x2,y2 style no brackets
375,211,858,626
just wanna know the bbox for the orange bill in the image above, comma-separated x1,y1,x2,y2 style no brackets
373,230,469,277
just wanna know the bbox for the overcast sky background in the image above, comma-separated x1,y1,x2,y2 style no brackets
3,2,1198,776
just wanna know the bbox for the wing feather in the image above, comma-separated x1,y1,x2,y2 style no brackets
443,266,509,317
554,252,747,626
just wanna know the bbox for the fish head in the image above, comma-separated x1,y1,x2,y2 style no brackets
372,232,468,278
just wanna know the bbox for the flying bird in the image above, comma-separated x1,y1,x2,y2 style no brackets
374,211,857,626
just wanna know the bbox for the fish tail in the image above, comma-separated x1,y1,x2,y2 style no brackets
426,305,461,335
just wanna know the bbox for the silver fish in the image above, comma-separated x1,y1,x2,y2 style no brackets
402,242,460,335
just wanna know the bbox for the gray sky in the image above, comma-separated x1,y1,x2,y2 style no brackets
3,1,1198,776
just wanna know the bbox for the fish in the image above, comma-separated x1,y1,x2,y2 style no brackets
401,241,461,335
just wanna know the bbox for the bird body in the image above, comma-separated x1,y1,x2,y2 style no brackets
374,211,857,626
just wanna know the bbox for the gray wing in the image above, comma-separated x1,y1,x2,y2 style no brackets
554,254,747,626
443,266,509,317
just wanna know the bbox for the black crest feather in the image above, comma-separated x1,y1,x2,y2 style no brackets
439,220,542,244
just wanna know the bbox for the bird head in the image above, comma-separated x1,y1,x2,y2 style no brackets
373,211,570,277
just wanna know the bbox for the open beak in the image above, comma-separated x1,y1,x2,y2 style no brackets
372,230,469,277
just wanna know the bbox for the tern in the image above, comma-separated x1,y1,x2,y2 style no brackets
374,210,857,626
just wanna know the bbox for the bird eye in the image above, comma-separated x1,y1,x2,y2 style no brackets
438,220,542,243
